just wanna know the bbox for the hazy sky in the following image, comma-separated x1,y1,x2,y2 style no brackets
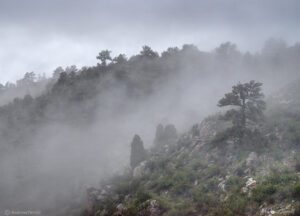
0,0,299,83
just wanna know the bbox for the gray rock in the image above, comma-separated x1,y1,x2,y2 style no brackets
246,152,258,166
133,161,148,178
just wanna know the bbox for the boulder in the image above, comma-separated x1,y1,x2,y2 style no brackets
246,177,257,188
133,161,148,178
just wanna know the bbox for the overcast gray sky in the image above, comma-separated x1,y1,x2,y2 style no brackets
0,0,299,83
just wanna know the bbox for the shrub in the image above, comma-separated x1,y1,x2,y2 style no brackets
210,127,234,147
115,178,141,196
234,164,246,177
266,169,297,185
171,182,190,195
136,188,152,203
165,200,195,216
225,176,244,193
286,121,300,146
292,204,300,216
252,184,277,204
296,155,300,172
191,160,206,171
192,189,218,215
242,129,268,152
204,166,224,179
210,195,247,216
150,176,174,192
122,206,139,216
291,181,300,199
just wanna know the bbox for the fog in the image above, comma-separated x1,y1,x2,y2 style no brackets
1,1,300,215
0,40,300,214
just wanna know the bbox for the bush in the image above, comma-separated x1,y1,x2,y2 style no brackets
204,166,224,179
191,160,206,171
115,178,141,196
242,129,268,152
286,121,300,146
122,206,139,216
292,204,300,216
192,189,218,215
171,181,190,195
291,181,300,199
210,195,247,216
225,176,244,193
210,127,235,147
266,169,297,185
136,188,152,203
296,156,300,172
234,164,246,177
150,175,174,192
165,200,195,216
252,184,277,204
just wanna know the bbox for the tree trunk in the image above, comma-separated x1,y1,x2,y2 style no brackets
240,94,246,144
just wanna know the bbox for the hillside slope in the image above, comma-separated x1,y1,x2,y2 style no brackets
80,85,300,216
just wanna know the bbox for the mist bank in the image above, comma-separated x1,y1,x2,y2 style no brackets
1,40,300,213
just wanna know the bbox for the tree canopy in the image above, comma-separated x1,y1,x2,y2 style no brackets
218,80,266,139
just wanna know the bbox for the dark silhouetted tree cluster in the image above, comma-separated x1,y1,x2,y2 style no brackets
154,124,177,147
130,135,147,169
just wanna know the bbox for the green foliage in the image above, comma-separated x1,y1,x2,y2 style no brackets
225,176,245,193
192,188,218,214
252,184,277,204
210,127,235,146
291,181,300,199
296,155,300,172
209,195,247,216
136,188,152,203
218,80,266,142
191,160,206,171
211,126,268,151
266,169,297,185
114,178,141,197
286,121,300,146
150,175,174,192
164,200,195,216
146,158,170,172
293,204,300,216
203,166,224,179
250,170,299,205
171,181,190,195
242,129,269,151
121,206,139,216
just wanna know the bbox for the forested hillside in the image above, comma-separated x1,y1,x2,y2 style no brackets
81,80,300,216
1,41,300,215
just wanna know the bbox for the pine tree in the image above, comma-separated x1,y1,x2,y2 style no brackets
218,80,266,140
